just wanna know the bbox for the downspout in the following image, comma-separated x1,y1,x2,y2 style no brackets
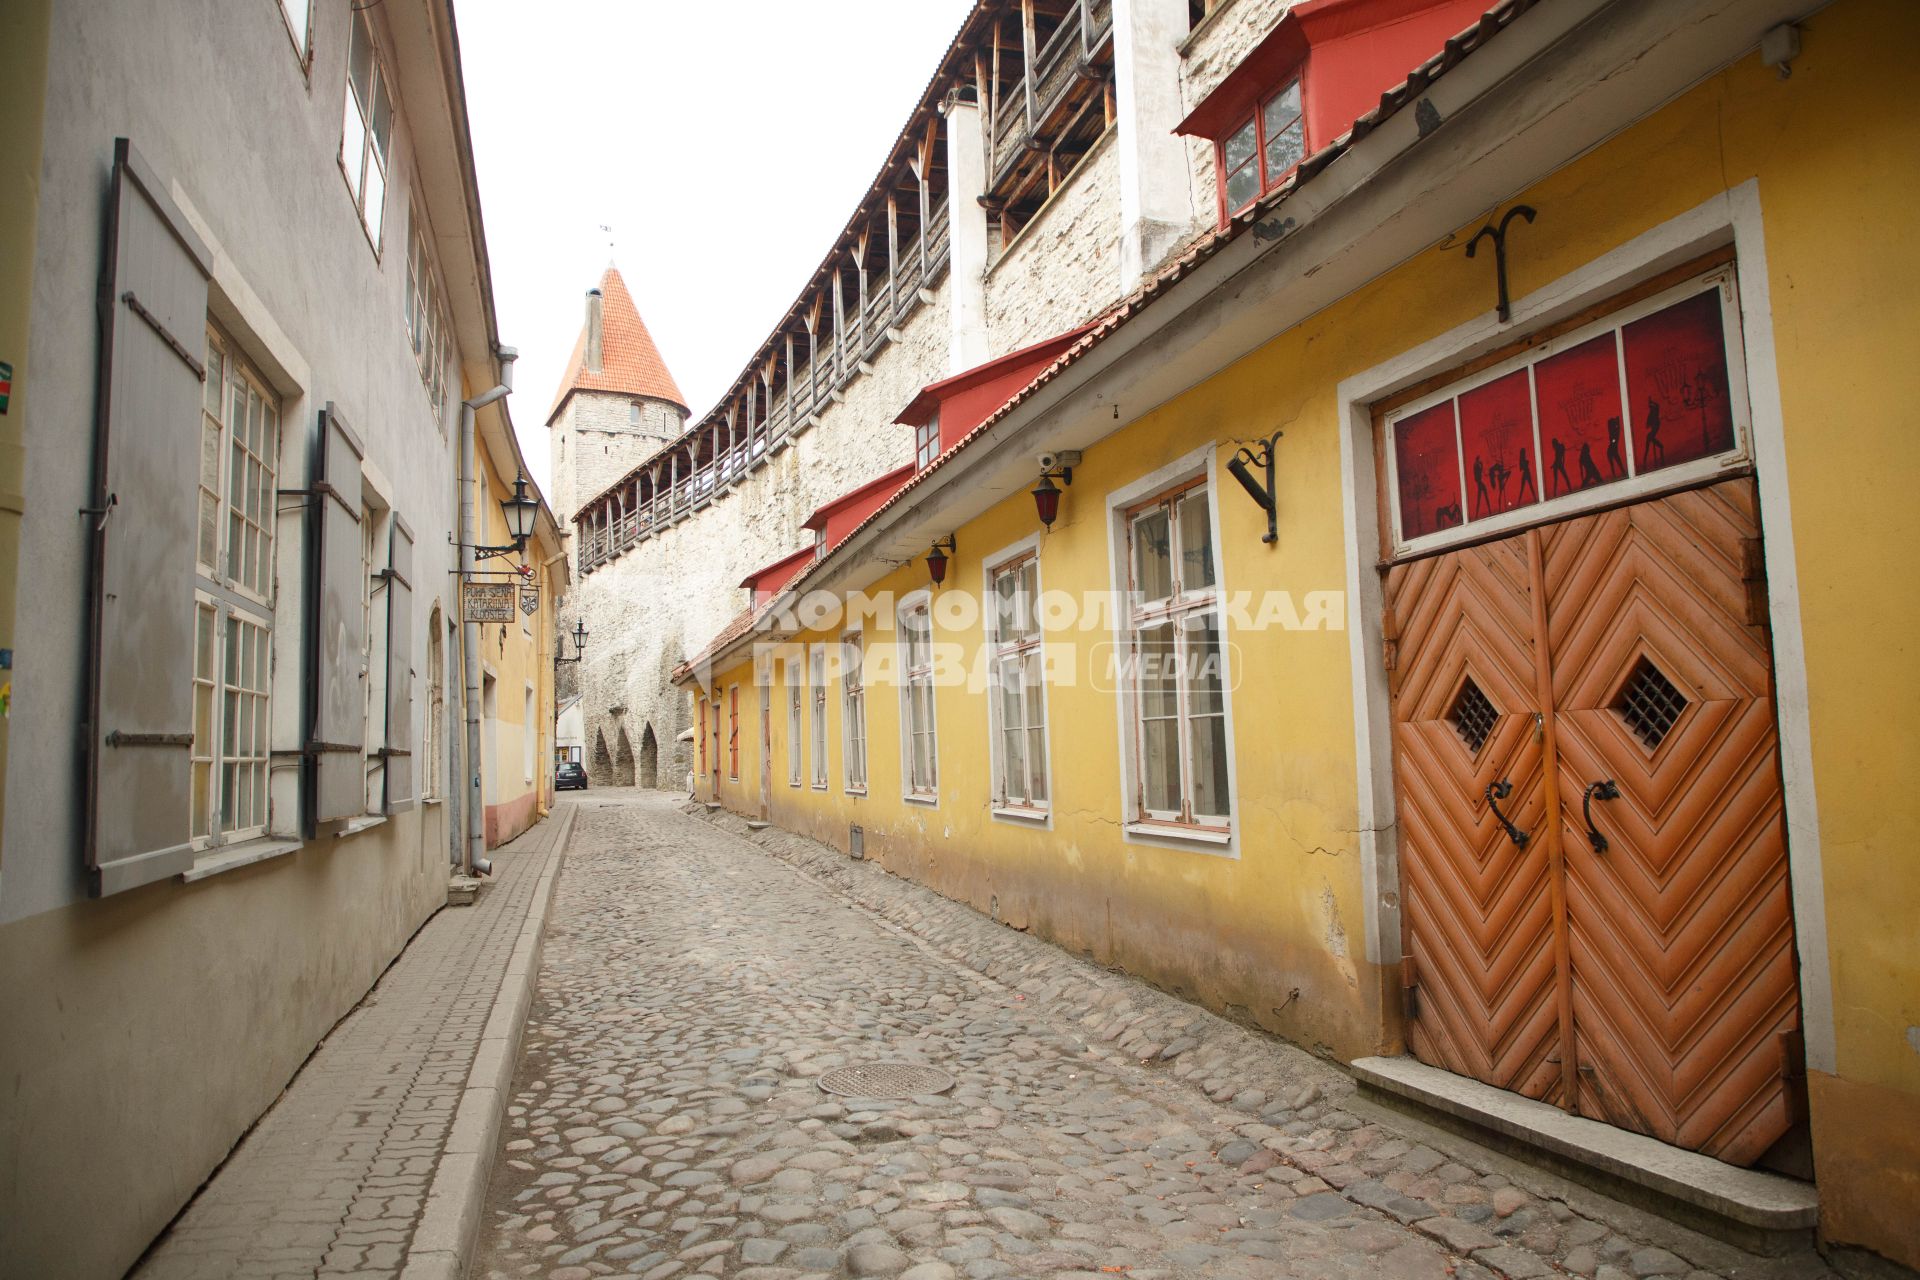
459,347,516,876
540,544,568,816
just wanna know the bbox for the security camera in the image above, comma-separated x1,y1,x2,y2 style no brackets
1036,449,1082,472
1037,451,1061,472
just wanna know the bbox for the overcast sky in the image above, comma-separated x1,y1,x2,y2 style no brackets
455,0,979,491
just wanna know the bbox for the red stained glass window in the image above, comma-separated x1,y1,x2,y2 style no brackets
1393,402,1463,540
1457,370,1540,522
1535,333,1626,500
1623,288,1736,474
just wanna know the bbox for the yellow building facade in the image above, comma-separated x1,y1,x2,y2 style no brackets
683,1,1918,1265
469,410,566,848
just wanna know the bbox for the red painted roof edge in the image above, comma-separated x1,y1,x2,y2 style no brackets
895,321,1103,427
802,463,917,532
738,543,819,591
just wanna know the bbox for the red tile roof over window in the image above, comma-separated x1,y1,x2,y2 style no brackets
546,266,687,423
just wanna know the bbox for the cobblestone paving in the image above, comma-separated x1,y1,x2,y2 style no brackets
133,818,564,1280
475,795,1836,1280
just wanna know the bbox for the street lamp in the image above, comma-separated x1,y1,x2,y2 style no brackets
555,618,589,665
925,534,957,587
467,470,541,562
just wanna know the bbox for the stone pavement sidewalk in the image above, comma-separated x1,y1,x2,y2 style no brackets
472,793,1841,1280
131,804,573,1280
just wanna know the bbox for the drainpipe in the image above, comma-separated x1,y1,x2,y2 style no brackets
460,346,517,877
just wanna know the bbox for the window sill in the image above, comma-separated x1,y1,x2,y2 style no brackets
992,805,1050,825
181,836,304,883
902,793,939,807
845,786,868,798
334,814,388,839
1123,821,1235,852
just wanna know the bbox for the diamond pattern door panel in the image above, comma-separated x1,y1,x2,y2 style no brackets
1387,539,1563,1103
1539,478,1799,1164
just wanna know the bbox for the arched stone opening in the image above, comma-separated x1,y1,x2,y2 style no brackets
613,726,636,787
639,723,660,789
590,728,614,787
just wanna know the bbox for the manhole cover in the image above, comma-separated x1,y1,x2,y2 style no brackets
817,1063,956,1098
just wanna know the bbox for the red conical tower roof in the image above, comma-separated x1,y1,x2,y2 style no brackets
546,266,687,423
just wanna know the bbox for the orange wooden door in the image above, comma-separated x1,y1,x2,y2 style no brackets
1541,478,1799,1163
1387,536,1565,1104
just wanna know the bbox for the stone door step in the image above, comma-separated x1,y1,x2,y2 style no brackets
1352,1056,1818,1245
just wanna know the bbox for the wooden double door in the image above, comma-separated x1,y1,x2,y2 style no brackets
1386,476,1801,1165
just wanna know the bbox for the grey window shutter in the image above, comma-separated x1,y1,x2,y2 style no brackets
307,405,366,824
383,515,415,813
83,139,213,897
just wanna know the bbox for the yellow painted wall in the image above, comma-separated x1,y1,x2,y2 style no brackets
473,455,560,844
696,2,1917,1260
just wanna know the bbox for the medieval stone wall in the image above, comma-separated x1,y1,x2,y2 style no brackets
550,392,685,532
984,131,1124,353
567,281,949,790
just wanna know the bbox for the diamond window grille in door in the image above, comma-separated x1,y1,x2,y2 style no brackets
1616,658,1687,748
1449,677,1498,754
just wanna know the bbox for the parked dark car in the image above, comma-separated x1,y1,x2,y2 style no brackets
555,762,588,791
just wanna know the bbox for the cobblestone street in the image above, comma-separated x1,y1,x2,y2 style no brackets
472,794,1844,1280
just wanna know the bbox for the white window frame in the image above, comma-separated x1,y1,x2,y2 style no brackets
842,631,868,794
897,592,938,803
1382,266,1753,560
810,644,829,789
1106,448,1239,853
983,536,1051,823
914,412,940,470
341,6,393,251
524,683,536,784
787,658,804,787
192,327,282,850
405,205,453,423
361,501,392,817
278,0,313,67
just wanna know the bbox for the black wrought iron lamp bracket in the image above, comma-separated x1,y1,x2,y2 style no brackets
1228,429,1284,545
1465,204,1536,323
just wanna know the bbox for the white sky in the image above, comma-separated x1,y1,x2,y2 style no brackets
455,0,979,492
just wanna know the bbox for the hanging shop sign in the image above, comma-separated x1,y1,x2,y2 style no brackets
463,581,516,623
519,588,540,616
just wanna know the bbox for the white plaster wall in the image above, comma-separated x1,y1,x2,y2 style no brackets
984,134,1125,353
0,1,469,1273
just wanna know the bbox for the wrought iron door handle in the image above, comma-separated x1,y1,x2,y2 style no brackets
1582,779,1620,853
1485,780,1529,848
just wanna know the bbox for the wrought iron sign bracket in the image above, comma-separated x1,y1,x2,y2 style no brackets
1466,204,1536,323
1226,429,1284,544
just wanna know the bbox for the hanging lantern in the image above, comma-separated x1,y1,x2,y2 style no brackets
926,535,956,587
1031,472,1062,528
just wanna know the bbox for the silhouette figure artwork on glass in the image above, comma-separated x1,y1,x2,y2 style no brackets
1550,437,1570,496
1456,369,1537,521
1578,441,1603,488
1642,396,1665,465
1625,287,1737,474
1605,415,1625,479
1516,447,1537,501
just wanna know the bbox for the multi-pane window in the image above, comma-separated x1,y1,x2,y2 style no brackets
899,599,937,799
361,508,391,815
1220,79,1304,215
988,554,1049,813
914,413,941,470
341,8,392,245
1124,479,1230,831
406,207,452,417
787,663,804,787
842,634,867,793
698,701,708,776
192,328,281,847
810,646,829,788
